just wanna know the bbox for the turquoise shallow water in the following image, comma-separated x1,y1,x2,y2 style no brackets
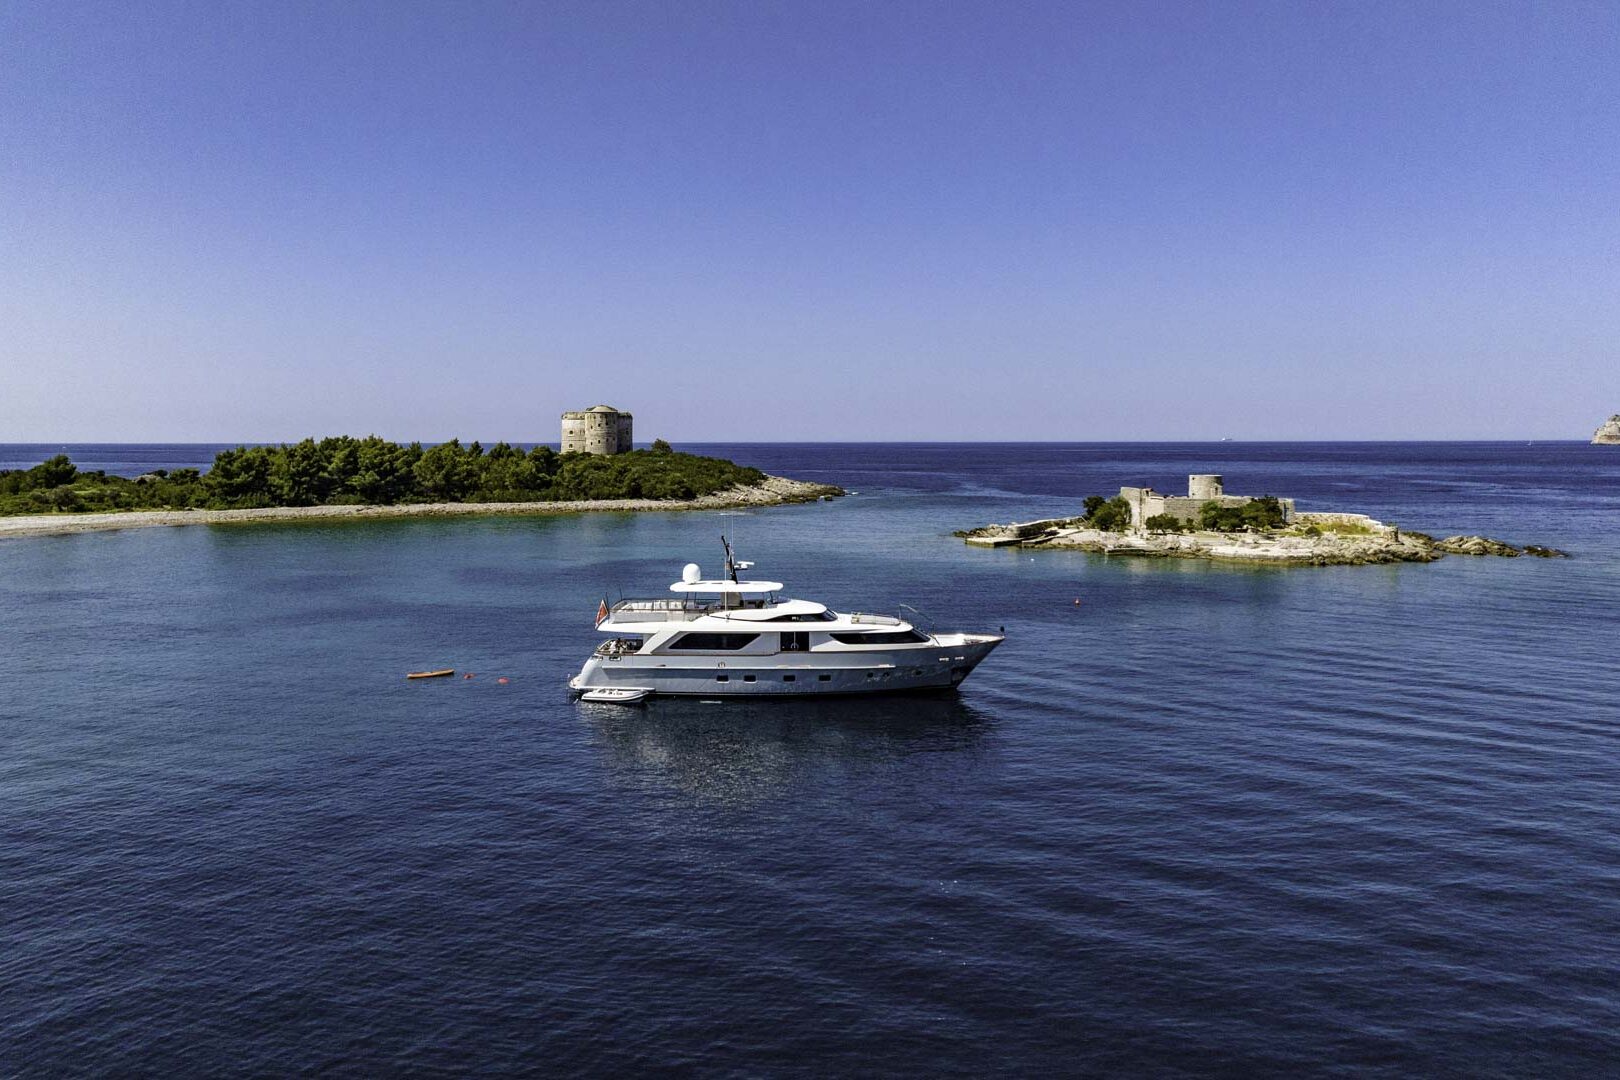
2,442,1618,1075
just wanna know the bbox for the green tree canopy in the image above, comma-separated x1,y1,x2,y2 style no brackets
1144,513,1188,533
1085,495,1133,532
2,441,771,516
1199,496,1286,532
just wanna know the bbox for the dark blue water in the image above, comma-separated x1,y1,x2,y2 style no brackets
3,443,1618,1076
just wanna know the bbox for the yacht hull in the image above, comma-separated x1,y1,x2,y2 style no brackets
569,634,1003,699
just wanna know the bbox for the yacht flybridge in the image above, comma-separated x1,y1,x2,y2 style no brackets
568,540,1003,700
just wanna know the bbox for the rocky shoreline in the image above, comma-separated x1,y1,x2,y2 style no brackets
0,475,843,540
1593,415,1620,445
956,519,1567,566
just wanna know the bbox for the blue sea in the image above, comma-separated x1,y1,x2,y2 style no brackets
3,442,1618,1076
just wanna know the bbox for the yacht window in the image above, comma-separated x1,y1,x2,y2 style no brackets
715,674,729,682
829,630,929,645
763,611,837,622
783,675,795,682
743,674,756,683
817,674,831,682
667,633,760,651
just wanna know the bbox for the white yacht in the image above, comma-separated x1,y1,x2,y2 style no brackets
569,542,1003,699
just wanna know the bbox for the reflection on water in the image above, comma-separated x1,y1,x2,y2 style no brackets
581,692,996,805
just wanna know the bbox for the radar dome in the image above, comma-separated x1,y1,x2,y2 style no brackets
682,563,702,583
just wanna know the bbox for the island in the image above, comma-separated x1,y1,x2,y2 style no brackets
1593,415,1620,445
957,474,1566,566
0,437,843,540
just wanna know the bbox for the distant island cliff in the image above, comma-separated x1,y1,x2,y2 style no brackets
1593,415,1620,444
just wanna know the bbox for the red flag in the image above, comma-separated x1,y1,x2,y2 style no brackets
596,598,609,626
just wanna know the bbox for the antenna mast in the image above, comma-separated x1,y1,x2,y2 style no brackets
721,534,739,583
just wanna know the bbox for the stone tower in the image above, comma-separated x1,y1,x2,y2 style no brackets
1188,474,1224,500
561,405,634,455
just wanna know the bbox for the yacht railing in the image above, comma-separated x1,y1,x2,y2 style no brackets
606,599,905,628
608,597,771,623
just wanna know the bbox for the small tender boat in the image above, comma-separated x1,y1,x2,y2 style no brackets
579,687,652,704
406,669,456,680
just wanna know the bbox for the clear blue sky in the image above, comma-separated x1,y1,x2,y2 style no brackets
2,1,1616,441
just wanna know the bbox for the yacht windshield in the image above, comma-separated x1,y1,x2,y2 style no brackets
829,630,930,645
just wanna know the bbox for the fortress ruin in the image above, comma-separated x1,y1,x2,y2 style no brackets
561,405,634,455
1118,475,1296,532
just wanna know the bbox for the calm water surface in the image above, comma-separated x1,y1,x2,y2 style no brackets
2,443,1618,1075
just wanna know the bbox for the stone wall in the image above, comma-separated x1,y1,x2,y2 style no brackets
1118,486,1163,528
1166,494,1256,523
1003,517,1073,539
1293,511,1393,535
